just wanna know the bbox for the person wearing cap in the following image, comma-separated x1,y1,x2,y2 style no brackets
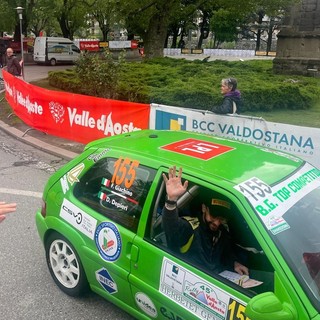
211,77,242,114
162,166,249,276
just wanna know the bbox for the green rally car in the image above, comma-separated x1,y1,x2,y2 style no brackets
35,129,320,320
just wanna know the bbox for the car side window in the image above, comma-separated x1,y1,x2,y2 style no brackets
74,156,156,232
72,44,80,53
147,178,275,295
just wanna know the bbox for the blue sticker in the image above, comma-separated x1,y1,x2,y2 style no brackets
96,268,118,294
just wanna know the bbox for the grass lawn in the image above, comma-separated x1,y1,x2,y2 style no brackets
245,107,320,128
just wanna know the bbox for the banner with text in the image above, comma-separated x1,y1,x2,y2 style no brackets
3,70,150,144
150,103,319,168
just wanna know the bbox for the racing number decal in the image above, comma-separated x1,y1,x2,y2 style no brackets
227,298,250,320
112,157,140,189
235,177,275,216
236,177,272,202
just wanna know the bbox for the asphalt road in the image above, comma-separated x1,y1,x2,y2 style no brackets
0,128,134,320
0,63,74,83
23,64,75,82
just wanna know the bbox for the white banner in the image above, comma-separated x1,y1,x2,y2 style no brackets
109,41,132,49
150,103,319,168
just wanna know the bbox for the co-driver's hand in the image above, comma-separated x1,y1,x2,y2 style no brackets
234,261,249,276
162,166,188,201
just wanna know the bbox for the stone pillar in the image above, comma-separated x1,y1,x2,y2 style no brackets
273,0,320,77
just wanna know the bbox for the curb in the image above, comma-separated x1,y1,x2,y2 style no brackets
0,119,80,161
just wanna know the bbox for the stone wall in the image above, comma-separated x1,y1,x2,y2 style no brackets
273,0,320,76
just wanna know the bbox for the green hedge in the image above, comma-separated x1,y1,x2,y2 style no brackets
48,55,320,111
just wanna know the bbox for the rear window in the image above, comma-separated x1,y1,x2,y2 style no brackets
74,156,156,232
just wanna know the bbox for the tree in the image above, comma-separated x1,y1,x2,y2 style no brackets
210,9,239,47
0,0,299,57
119,0,265,57
28,0,58,36
242,0,298,51
88,0,119,41
119,0,183,58
54,0,89,39
0,0,16,35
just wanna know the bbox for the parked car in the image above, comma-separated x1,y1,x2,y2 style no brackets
36,129,320,320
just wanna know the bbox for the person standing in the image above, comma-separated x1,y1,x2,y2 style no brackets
5,48,22,76
211,78,242,114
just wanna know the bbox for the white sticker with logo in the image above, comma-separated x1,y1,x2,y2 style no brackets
95,222,122,262
234,162,320,234
60,198,97,239
160,257,247,320
135,292,157,318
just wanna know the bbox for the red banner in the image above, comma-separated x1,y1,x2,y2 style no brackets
2,70,150,144
79,41,100,51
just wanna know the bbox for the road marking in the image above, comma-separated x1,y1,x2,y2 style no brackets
0,188,42,198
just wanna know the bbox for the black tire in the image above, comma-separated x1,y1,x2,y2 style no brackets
49,58,57,66
45,232,89,297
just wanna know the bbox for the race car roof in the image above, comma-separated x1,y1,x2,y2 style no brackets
86,130,304,186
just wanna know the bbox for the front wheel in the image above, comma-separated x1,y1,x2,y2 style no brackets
45,232,89,297
49,58,57,66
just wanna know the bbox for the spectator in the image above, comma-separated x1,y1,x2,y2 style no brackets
0,201,17,223
5,48,22,76
211,78,242,114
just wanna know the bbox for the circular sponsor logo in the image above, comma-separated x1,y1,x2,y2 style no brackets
135,292,157,318
95,222,121,262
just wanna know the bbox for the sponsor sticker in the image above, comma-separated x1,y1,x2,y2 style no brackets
96,268,118,294
60,163,85,194
95,222,122,262
59,198,97,239
161,139,234,160
160,257,247,320
234,162,320,232
135,292,157,318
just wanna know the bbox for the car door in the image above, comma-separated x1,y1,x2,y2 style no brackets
71,152,157,312
128,169,278,320
70,44,80,62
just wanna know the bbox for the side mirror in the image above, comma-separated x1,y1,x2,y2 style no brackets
245,292,297,320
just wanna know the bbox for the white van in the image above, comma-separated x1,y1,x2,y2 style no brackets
33,37,81,66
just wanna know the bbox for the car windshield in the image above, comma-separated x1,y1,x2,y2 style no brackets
273,186,320,308
235,162,320,307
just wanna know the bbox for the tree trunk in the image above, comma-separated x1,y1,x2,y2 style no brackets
197,12,209,49
171,26,180,48
255,11,264,51
59,14,69,38
143,1,177,58
266,19,274,54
